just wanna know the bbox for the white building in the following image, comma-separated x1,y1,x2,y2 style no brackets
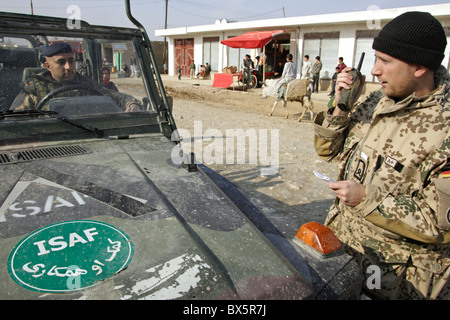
155,4,450,86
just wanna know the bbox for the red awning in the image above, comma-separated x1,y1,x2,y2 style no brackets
220,30,285,49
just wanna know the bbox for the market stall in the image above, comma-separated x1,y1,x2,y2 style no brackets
218,30,286,86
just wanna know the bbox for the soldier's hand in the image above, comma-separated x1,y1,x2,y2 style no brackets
328,180,365,207
334,67,365,115
125,103,142,112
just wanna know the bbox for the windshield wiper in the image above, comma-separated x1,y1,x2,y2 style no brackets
0,110,58,118
0,110,104,138
52,114,105,138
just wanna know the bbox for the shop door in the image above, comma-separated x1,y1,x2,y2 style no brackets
175,38,194,77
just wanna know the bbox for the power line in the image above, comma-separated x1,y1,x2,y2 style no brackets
1,0,163,10
174,0,284,20
3,0,283,20
238,8,285,20
168,1,285,24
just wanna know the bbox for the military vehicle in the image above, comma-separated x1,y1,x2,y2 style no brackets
0,1,360,300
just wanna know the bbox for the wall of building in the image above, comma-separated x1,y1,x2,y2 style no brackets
160,5,450,89
150,41,166,74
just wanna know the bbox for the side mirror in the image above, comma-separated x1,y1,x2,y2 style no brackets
142,97,149,110
167,95,173,112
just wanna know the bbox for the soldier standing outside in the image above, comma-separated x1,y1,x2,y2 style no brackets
10,42,141,112
313,11,450,299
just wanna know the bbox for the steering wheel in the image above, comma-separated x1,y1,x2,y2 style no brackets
36,84,104,111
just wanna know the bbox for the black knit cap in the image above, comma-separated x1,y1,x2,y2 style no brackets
372,11,447,71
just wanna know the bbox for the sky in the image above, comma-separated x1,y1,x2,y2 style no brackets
1,0,449,40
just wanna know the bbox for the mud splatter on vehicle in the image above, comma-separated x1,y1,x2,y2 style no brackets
0,1,360,300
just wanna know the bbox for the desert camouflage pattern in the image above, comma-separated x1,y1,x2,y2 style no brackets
313,65,450,299
11,70,140,111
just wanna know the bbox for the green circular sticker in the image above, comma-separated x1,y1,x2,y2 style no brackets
7,220,134,293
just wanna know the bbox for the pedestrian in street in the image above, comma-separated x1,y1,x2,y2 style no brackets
242,54,254,87
102,66,118,92
190,60,196,79
130,56,137,77
328,67,340,97
301,55,312,79
337,57,346,72
275,53,296,96
311,56,322,93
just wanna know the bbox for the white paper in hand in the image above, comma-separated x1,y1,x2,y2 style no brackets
313,171,336,183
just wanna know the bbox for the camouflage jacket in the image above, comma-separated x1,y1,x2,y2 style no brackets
11,70,140,111
314,66,450,275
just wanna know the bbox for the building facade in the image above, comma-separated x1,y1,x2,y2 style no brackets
155,4,450,86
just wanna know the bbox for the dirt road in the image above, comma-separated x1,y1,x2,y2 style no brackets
163,76,338,237
115,75,339,237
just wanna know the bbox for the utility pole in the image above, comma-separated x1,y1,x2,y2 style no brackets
164,0,168,31
163,0,168,72
30,0,34,15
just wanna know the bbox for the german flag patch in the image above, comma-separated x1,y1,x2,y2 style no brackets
443,171,450,178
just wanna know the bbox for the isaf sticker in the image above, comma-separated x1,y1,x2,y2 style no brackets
7,220,134,293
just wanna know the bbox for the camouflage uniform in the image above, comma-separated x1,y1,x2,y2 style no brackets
11,70,141,111
313,65,450,300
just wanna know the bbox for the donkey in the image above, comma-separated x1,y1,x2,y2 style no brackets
268,79,313,121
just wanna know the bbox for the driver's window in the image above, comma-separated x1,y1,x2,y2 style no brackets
5,37,150,114
0,37,40,111
100,40,147,103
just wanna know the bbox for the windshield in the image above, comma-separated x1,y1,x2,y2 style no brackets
0,13,176,149
1,35,149,115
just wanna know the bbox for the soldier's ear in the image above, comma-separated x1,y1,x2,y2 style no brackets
413,64,428,78
44,60,51,71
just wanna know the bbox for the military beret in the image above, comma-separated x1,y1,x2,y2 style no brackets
42,42,73,57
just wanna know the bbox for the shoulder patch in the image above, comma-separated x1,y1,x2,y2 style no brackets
21,78,36,93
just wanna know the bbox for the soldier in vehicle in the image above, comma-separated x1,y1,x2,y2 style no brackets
314,11,450,299
10,42,141,112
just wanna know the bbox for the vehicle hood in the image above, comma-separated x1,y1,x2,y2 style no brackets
0,133,314,300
